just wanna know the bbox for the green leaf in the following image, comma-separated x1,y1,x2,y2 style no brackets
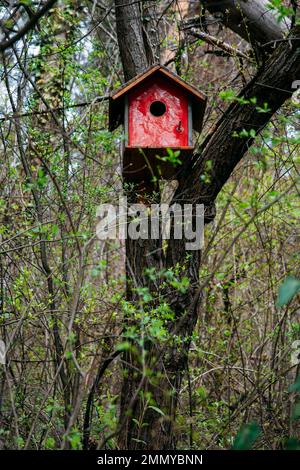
45,437,56,450
16,436,24,448
196,386,208,400
276,277,300,307
51,224,59,236
219,89,237,102
232,422,261,450
131,438,147,445
65,351,72,359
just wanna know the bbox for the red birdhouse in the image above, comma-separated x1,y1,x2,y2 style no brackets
109,65,207,188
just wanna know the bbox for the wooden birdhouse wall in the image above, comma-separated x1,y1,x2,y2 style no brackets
125,76,193,149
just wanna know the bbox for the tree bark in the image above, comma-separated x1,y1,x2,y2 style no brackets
114,0,300,449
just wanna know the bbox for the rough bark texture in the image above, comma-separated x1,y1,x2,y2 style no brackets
115,0,300,450
201,0,290,45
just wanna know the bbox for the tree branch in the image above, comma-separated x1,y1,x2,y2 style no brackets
199,0,290,46
0,0,58,52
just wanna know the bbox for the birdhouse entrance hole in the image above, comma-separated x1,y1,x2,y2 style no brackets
149,100,166,117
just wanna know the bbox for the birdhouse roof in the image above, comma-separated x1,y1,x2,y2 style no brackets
109,64,207,133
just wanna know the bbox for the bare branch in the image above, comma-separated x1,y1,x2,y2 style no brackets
183,27,254,61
